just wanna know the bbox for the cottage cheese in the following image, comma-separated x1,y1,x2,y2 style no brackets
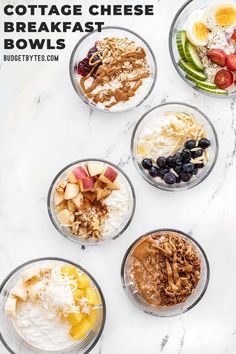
102,179,131,236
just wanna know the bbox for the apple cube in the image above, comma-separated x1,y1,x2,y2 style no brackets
5,296,17,318
57,209,73,225
87,162,104,177
99,166,118,184
54,191,64,206
79,177,94,192
70,319,92,340
73,166,88,180
83,192,96,202
68,171,78,183
72,193,83,209
64,183,79,200
96,188,111,201
11,282,28,302
106,180,120,190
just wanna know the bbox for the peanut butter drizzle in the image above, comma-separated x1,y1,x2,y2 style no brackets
79,37,150,109
130,231,201,307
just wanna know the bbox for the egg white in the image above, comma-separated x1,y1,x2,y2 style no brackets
186,11,209,46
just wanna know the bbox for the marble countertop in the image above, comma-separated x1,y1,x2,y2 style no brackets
1,0,236,353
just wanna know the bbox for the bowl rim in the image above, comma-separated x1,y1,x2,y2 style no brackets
47,158,136,246
0,257,106,354
69,25,158,113
120,228,210,317
131,101,219,191
168,0,235,98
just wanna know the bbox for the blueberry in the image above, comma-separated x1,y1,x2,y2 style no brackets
149,166,159,178
174,164,183,175
166,156,175,168
185,140,196,150
172,152,182,165
191,148,203,158
193,167,198,176
156,156,166,168
160,168,170,178
195,163,204,169
180,172,192,182
176,175,181,183
198,138,210,149
181,148,191,160
182,163,194,174
142,158,153,170
164,172,177,185
182,157,191,164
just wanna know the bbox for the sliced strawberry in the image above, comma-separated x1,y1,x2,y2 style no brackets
207,49,227,67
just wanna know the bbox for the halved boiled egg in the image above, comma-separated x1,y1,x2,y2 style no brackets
202,4,236,29
186,11,210,46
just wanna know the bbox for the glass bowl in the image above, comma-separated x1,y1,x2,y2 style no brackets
0,257,106,354
121,229,210,317
69,26,157,112
169,0,236,98
131,102,218,191
47,159,136,245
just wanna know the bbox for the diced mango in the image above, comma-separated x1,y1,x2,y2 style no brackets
87,309,97,327
61,265,79,279
70,319,92,340
74,289,84,301
78,274,90,289
86,287,100,305
67,312,84,326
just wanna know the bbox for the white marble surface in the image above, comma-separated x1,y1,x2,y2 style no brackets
1,0,236,353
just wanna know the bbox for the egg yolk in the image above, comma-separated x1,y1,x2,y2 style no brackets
215,5,236,26
193,22,209,40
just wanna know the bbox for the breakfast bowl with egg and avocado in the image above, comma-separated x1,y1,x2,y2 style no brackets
169,0,236,97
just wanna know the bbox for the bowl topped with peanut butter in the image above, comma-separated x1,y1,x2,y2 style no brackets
70,27,157,112
121,229,210,317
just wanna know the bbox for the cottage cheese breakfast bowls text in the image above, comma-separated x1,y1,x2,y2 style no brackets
169,0,236,97
0,258,106,354
131,102,218,191
48,159,135,245
70,26,157,112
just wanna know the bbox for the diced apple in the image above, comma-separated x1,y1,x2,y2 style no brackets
106,180,120,190
57,209,73,225
5,296,17,318
86,287,100,305
55,200,68,214
64,183,79,200
87,309,97,326
72,193,83,209
79,177,94,192
83,191,96,202
27,281,45,301
78,274,90,289
73,166,88,180
87,162,104,177
11,282,28,302
99,166,118,184
54,191,64,206
67,312,84,326
94,179,105,189
68,171,78,183
96,188,111,201
70,319,92,340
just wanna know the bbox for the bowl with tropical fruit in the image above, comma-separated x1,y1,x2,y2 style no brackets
0,258,106,354
169,0,236,97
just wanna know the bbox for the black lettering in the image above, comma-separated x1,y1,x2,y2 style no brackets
48,5,60,16
29,38,45,49
62,22,71,32
72,22,83,32
4,22,14,32
46,39,56,49
38,5,48,15
73,5,82,15
56,39,65,49
16,22,26,32
145,5,154,15
95,22,104,32
28,22,37,32
38,22,50,32
16,39,27,49
4,39,14,49
89,5,99,15
15,5,27,16
61,5,71,15
113,5,122,15
27,5,37,15
124,5,132,15
4,5,14,15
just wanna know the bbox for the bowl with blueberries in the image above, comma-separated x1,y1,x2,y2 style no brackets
131,102,218,191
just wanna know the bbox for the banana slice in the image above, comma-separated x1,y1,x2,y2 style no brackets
11,281,28,302
5,296,17,318
28,280,45,301
21,268,40,285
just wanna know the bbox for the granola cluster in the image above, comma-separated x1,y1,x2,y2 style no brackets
130,231,201,307
79,37,150,108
